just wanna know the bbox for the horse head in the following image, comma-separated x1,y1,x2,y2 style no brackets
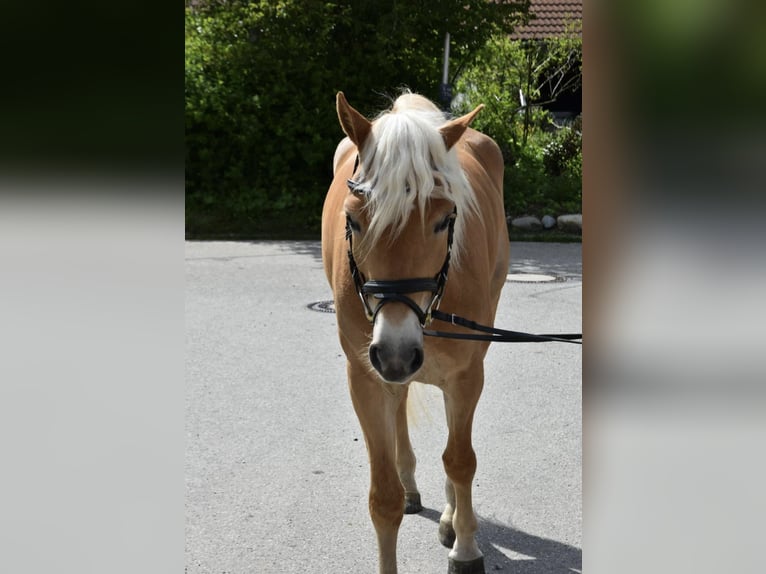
336,92,483,384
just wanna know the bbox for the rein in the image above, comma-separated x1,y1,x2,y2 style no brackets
426,310,582,344
344,170,581,345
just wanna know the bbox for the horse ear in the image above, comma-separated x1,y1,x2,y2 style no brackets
440,104,485,150
336,92,372,150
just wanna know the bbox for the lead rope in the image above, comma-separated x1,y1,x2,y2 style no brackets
424,310,582,344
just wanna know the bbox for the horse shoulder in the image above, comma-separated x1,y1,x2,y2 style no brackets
459,128,504,193
459,128,510,294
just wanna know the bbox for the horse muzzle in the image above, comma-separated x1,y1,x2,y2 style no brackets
369,306,425,384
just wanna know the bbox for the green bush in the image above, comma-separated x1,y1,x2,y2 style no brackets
185,0,530,237
504,128,581,217
453,28,582,219
542,125,580,177
185,1,342,236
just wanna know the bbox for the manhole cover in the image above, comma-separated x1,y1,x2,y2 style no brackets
307,300,336,313
506,273,559,283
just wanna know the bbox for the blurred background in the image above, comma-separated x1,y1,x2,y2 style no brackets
1,0,765,572
586,1,766,572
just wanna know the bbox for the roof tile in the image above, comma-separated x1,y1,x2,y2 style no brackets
512,0,582,39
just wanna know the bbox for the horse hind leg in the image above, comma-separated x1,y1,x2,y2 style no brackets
438,477,457,548
396,385,422,514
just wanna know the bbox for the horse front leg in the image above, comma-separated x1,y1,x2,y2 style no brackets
440,365,485,574
348,362,406,574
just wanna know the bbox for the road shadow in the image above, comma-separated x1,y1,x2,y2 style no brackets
508,242,582,280
276,240,323,264
415,507,581,573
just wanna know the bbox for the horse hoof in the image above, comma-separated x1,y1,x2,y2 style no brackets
438,520,456,548
404,492,423,514
447,556,485,574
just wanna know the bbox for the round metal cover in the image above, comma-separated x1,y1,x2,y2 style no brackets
506,273,558,283
307,300,336,313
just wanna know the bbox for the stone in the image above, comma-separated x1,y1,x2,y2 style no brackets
557,214,582,233
510,216,542,231
541,215,556,229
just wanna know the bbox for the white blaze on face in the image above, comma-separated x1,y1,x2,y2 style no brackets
369,305,425,384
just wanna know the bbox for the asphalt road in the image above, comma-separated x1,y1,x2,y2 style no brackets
186,240,581,574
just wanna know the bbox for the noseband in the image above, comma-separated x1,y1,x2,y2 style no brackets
345,208,456,327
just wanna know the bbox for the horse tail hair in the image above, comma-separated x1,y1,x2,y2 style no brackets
406,380,433,428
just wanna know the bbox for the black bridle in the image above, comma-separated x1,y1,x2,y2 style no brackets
346,208,455,327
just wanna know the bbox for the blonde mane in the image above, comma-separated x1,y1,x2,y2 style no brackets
351,93,478,265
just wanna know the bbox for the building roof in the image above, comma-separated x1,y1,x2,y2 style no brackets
512,0,582,39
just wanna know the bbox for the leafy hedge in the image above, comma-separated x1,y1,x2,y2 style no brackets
186,1,344,236
185,1,581,238
504,121,582,216
453,29,582,218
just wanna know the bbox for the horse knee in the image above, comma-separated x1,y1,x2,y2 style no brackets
369,478,405,527
442,448,477,485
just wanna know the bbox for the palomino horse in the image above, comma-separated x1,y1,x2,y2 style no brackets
322,91,509,574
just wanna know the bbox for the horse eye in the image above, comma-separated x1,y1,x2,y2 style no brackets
347,179,367,196
434,215,452,233
346,215,361,233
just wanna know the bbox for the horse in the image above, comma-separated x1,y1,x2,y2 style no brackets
321,91,510,574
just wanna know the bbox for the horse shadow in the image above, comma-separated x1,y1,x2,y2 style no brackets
415,507,581,573
278,240,324,264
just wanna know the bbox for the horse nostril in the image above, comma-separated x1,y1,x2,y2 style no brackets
369,344,383,372
410,347,424,372
369,343,422,382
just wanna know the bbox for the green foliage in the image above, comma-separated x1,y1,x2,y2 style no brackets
185,0,342,235
542,119,581,176
185,0,529,237
504,128,581,216
453,26,582,218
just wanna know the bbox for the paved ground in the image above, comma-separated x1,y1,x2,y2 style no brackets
186,241,581,574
